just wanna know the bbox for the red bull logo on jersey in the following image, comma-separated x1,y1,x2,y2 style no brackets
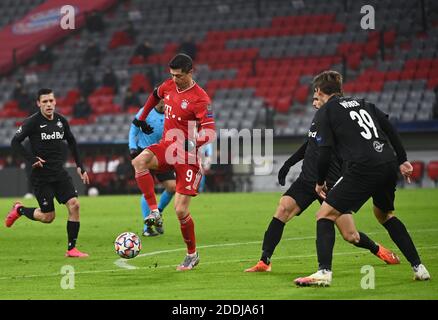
12,6,79,35
41,131,64,140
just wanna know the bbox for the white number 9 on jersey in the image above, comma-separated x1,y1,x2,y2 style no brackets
185,169,193,182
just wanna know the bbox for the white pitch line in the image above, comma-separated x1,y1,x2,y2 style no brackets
114,236,316,269
115,228,438,270
1,228,437,280
2,244,438,281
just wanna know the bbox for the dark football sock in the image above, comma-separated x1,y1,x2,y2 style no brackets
67,221,80,251
17,206,36,220
260,217,285,265
316,218,335,271
353,231,379,254
383,217,421,267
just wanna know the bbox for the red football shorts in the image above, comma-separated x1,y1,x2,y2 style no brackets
147,142,202,196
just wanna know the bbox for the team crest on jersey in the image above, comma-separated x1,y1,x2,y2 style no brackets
181,99,189,109
57,120,63,128
373,141,384,152
16,126,22,134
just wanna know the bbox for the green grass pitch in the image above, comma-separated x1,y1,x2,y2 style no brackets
0,189,437,300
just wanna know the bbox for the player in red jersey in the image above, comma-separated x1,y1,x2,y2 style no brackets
132,54,216,270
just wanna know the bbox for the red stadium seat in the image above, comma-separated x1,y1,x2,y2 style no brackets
108,31,134,49
427,161,438,184
384,30,396,47
130,55,145,65
294,85,309,104
130,73,152,93
410,161,425,184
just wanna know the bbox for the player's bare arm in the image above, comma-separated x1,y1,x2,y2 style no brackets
400,161,413,183
77,167,90,185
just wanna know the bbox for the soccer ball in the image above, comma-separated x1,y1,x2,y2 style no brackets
114,232,142,259
88,187,99,197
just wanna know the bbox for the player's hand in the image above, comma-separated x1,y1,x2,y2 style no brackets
202,156,212,171
315,182,328,200
130,148,140,159
32,156,46,168
185,139,196,152
133,118,154,135
140,121,154,134
399,161,413,184
77,167,90,185
278,164,291,186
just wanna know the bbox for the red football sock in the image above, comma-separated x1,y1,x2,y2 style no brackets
135,170,158,211
179,214,196,254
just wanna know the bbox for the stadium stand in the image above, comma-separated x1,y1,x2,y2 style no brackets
0,0,437,193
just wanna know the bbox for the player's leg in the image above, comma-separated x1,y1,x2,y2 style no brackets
294,201,338,286
374,206,430,280
155,177,176,235
132,148,160,212
55,176,88,257
173,163,202,271
335,214,400,264
64,197,87,257
373,162,429,280
5,202,55,226
294,170,373,287
245,178,314,272
157,172,176,212
140,196,158,237
198,175,206,193
174,192,199,271
6,180,56,226
245,196,301,272
158,189,174,212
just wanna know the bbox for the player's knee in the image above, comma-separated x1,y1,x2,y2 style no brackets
131,156,142,170
174,204,188,217
42,212,55,223
374,209,394,224
342,231,360,244
132,152,152,171
166,184,176,194
68,198,80,212
275,204,295,223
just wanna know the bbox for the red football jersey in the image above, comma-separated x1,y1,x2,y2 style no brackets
157,79,215,143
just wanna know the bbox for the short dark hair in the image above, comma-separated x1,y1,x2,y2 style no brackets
169,53,193,73
312,70,343,96
37,88,54,100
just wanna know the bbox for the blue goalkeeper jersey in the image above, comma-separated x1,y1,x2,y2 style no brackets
201,143,213,158
129,107,165,150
